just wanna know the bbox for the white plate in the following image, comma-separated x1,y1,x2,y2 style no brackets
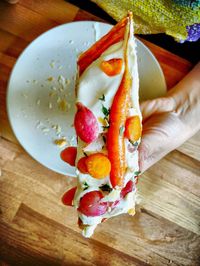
7,21,166,176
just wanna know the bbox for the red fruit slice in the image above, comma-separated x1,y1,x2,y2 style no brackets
62,187,77,206
60,147,77,166
120,180,134,198
77,157,88,174
78,191,107,217
74,102,99,143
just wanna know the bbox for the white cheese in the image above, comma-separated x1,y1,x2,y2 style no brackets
74,18,141,236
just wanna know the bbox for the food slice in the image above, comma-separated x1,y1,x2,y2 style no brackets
62,13,142,237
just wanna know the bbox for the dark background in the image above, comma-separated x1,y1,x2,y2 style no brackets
67,0,199,64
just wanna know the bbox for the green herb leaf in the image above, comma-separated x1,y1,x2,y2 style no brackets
102,135,106,144
83,152,88,157
83,181,89,190
99,94,105,101
119,126,125,136
102,125,110,131
100,184,112,192
102,105,110,117
134,171,141,176
129,140,138,147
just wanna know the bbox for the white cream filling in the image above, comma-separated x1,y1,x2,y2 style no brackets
75,20,141,237
80,190,137,238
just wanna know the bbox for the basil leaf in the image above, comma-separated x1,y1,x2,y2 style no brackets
119,126,125,136
100,184,112,192
83,182,89,190
129,140,138,147
102,135,106,144
102,105,110,117
134,171,141,176
102,125,110,131
99,94,105,101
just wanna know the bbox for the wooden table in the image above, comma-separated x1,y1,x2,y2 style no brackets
0,1,200,265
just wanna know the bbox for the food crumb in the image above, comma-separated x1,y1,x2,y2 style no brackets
36,121,42,129
47,76,54,82
58,98,68,112
51,86,57,91
42,127,50,133
48,102,53,109
49,91,56,97
69,40,74,44
36,99,40,105
128,208,135,216
52,124,62,135
58,75,66,86
58,65,63,70
54,138,67,147
57,96,61,103
59,87,64,92
65,78,70,85
50,60,55,68
22,93,28,98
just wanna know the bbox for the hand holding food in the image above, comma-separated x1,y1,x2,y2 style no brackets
139,62,200,172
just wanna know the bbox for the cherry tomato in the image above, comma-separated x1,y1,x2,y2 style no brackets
120,180,134,198
60,147,77,166
62,187,77,206
77,157,88,174
78,191,107,217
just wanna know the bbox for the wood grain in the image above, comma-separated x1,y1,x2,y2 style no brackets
0,1,200,265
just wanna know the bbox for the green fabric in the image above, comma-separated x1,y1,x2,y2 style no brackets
91,0,200,41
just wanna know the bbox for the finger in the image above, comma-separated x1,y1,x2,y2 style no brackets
139,141,169,173
140,97,175,122
138,112,186,173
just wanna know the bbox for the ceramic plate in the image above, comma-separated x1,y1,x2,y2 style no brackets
7,21,166,176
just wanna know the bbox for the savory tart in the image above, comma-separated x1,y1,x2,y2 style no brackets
62,12,142,237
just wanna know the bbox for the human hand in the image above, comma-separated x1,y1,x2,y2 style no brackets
139,62,200,172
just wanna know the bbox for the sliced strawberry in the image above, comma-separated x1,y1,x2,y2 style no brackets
62,187,77,206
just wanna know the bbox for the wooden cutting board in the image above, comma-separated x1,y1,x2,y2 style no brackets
0,1,199,265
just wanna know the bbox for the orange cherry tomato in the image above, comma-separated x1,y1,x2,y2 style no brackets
124,116,141,142
85,153,111,179
100,58,123,76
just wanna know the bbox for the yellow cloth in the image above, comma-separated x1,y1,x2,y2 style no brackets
91,0,200,41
